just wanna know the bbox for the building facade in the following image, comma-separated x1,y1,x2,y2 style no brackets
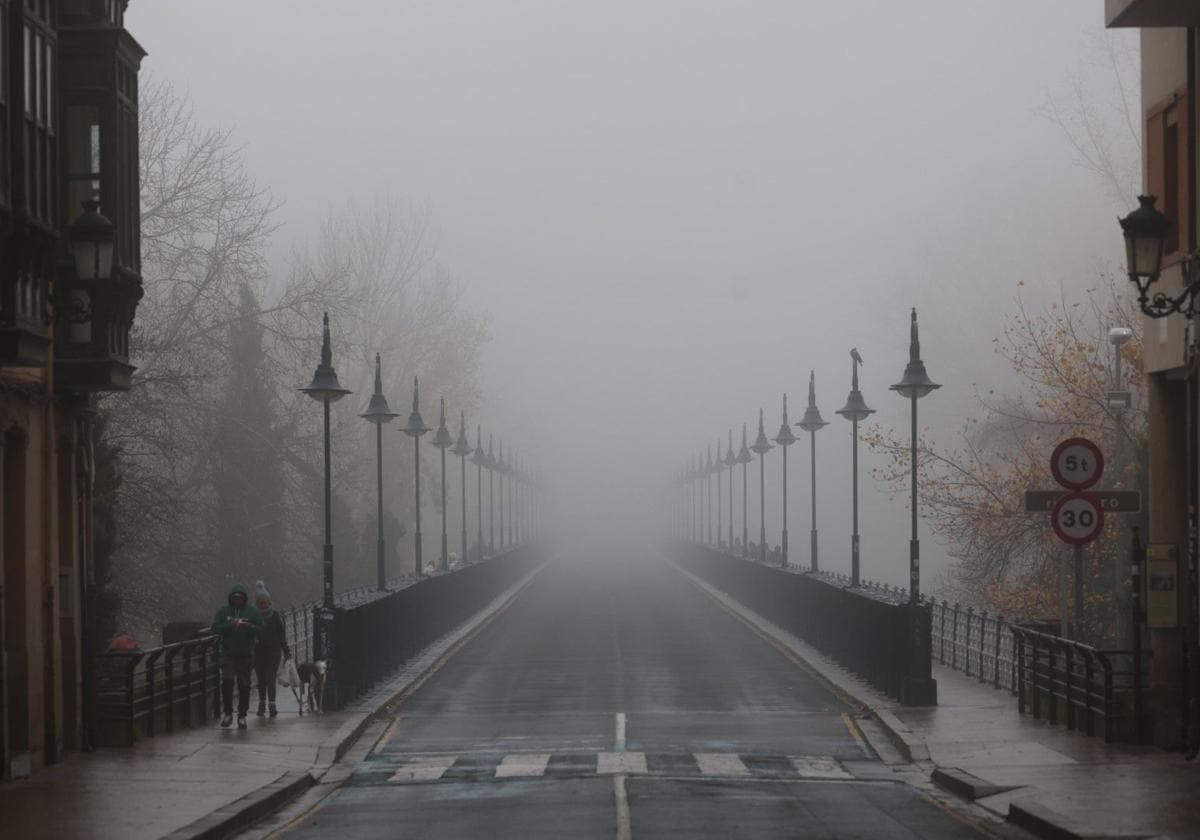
0,0,142,778
1107,2,1200,746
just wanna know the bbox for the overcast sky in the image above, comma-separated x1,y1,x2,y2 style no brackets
128,2,1134,587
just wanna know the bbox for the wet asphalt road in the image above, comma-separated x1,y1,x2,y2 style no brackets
277,544,988,839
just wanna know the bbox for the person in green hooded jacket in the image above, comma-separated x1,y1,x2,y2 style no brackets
212,583,262,729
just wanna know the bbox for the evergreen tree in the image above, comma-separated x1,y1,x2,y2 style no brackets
211,284,288,596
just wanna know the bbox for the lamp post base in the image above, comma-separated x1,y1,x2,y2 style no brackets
313,605,340,710
900,675,938,706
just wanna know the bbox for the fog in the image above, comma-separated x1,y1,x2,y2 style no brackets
128,2,1132,589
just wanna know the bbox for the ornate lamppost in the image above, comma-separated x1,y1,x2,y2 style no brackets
715,437,725,548
774,395,797,567
797,372,829,571
496,441,507,551
453,413,473,563
737,424,753,555
837,350,874,586
300,314,350,706
700,446,710,544
751,408,774,563
301,313,351,607
487,434,496,553
471,427,488,558
431,398,454,571
890,309,941,707
891,309,941,603
402,378,430,576
725,430,736,551
360,354,398,590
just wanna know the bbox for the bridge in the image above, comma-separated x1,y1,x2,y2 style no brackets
0,527,1182,840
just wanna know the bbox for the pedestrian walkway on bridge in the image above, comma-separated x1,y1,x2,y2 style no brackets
687,566,1200,840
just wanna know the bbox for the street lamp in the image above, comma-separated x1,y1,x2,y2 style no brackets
774,395,797,567
751,408,774,563
715,437,725,548
737,424,753,555
487,434,496,554
471,427,487,558
1118,195,1183,318
890,309,940,604
496,441,507,552
453,412,473,564
300,313,350,707
796,371,829,572
725,430,736,551
431,397,454,571
706,444,715,546
360,353,398,590
300,313,351,608
402,377,430,576
837,348,874,586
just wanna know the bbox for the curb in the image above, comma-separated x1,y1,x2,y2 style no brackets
929,766,1019,801
872,709,929,764
1005,800,1156,840
162,771,317,840
166,561,547,840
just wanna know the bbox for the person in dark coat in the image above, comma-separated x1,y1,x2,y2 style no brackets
253,580,290,717
212,583,261,729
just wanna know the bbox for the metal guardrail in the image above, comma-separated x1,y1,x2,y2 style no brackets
1012,625,1148,743
929,601,1019,692
91,556,521,746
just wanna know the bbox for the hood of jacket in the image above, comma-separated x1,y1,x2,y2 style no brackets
228,583,250,607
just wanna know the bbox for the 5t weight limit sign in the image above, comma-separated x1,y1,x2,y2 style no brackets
1051,493,1105,545
1050,437,1104,491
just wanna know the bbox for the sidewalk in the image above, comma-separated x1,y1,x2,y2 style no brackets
675,560,1200,840
0,565,543,840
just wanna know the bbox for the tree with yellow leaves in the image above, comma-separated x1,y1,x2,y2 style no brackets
866,276,1146,643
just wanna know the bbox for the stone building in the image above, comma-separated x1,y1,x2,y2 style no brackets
0,0,142,778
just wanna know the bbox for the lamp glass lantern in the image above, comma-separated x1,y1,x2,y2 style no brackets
1119,195,1169,285
69,200,115,282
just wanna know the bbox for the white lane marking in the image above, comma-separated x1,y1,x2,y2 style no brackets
597,751,647,775
614,775,632,840
791,755,852,779
494,752,551,778
614,712,626,752
388,755,457,783
695,752,750,777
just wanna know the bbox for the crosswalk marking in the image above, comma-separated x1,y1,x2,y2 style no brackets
375,751,852,785
495,752,551,778
597,751,648,775
388,754,457,782
694,752,750,777
791,755,853,780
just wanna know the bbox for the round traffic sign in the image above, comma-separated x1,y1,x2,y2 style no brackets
1050,438,1104,491
1051,492,1105,545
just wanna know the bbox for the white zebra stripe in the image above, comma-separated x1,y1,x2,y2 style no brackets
694,752,750,777
494,752,552,778
388,755,457,782
597,751,647,775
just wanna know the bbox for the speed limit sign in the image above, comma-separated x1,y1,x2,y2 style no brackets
1050,438,1104,491
1051,492,1105,545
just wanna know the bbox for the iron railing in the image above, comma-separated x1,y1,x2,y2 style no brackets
91,554,528,746
1011,625,1149,743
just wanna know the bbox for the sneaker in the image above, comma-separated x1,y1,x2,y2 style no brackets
220,714,233,728
256,706,266,718
269,704,277,718
237,716,247,730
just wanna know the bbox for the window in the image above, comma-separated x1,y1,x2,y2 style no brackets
1146,91,1191,259
17,1,54,224
64,105,100,219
